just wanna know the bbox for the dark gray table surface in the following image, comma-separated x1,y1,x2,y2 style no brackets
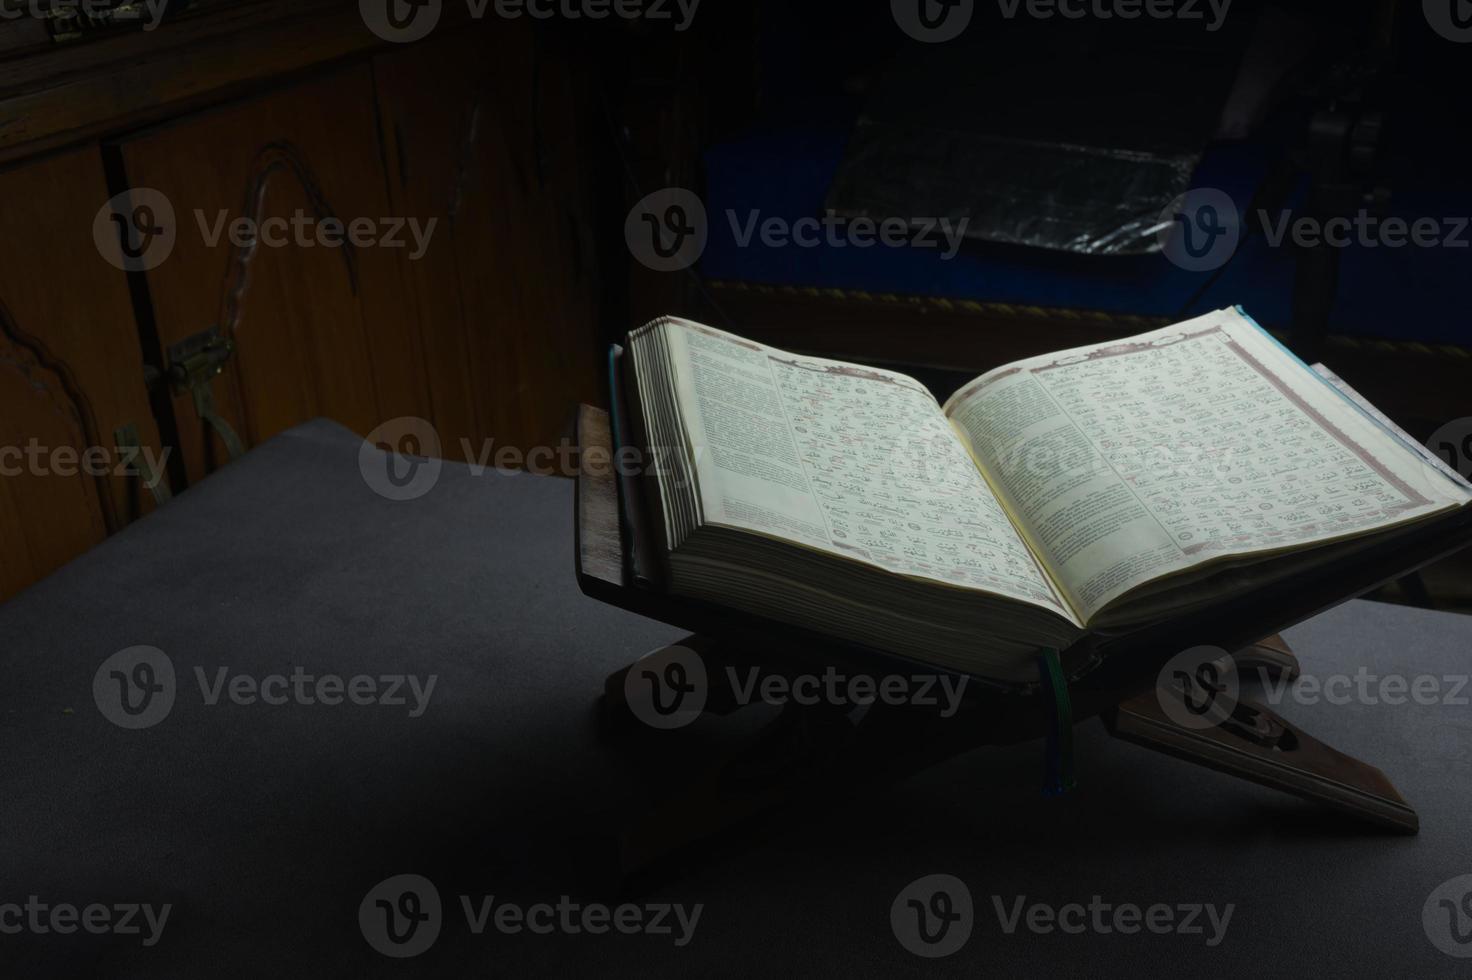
3,419,1471,978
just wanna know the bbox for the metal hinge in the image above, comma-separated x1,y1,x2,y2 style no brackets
145,326,245,462
114,421,173,508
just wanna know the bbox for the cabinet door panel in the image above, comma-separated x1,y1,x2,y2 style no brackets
117,66,431,483
0,148,164,600
373,23,602,465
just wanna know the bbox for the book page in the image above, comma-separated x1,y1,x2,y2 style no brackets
657,318,1071,618
945,308,1470,622
1311,363,1472,492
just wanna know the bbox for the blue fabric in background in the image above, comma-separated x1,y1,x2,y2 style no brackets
703,0,1471,351
700,121,1471,346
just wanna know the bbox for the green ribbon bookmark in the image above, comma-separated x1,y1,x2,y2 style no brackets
1036,647,1076,796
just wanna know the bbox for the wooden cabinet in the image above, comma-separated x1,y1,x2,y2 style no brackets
117,65,433,482
0,148,166,600
373,21,602,462
0,13,610,602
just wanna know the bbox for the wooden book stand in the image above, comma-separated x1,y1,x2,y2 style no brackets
574,403,1472,873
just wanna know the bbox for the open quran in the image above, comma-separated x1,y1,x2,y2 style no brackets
621,308,1472,684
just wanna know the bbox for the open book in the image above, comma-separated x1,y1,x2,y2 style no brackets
622,308,1472,684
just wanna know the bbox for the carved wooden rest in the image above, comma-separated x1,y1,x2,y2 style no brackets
574,403,1472,873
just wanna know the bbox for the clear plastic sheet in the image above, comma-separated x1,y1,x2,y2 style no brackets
825,21,1248,255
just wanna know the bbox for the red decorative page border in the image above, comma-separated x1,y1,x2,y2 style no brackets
948,326,1225,407
1014,325,1427,509
768,355,931,395
1222,339,1430,507
1030,326,1228,373
1014,326,1433,557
